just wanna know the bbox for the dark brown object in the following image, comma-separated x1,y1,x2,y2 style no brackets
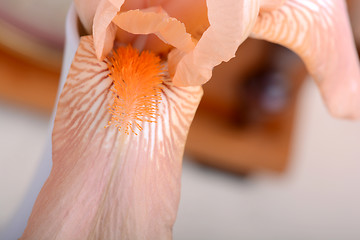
185,39,307,174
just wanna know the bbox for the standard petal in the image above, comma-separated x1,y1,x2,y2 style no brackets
252,0,360,119
260,0,285,11
21,36,203,240
172,0,260,86
108,0,126,8
112,8,195,53
74,0,101,33
153,0,209,40
93,0,125,60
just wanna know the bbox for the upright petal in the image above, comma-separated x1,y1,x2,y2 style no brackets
172,0,260,86
93,0,125,59
112,8,195,52
252,0,360,119
260,0,285,11
21,36,203,239
74,0,101,33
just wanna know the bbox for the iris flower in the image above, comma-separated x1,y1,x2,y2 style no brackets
21,0,360,239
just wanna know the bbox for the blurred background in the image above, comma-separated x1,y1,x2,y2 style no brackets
0,0,360,239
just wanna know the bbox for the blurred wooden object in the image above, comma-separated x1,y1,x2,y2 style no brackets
348,0,360,48
0,0,71,68
0,47,60,113
0,16,63,69
0,0,69,112
186,39,307,174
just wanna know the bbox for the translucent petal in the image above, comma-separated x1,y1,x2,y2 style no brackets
260,0,285,11
93,0,125,59
112,8,195,53
172,0,260,86
74,0,100,33
252,0,360,119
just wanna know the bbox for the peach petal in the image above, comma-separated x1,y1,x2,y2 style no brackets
108,0,125,8
154,0,209,40
172,0,260,86
112,8,195,53
168,48,186,78
252,0,360,119
93,0,125,60
21,36,203,240
260,0,286,11
74,0,100,33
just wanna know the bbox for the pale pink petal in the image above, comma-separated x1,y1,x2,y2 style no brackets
167,48,186,78
119,0,146,11
112,8,195,53
21,36,203,239
93,0,125,60
260,0,285,11
172,0,260,86
74,0,101,33
156,0,209,40
108,0,126,9
252,0,360,119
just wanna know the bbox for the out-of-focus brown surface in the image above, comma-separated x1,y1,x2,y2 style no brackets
0,0,70,68
0,47,60,113
0,0,70,112
186,39,307,174
348,0,360,48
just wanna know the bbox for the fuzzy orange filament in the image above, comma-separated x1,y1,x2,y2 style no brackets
106,45,163,135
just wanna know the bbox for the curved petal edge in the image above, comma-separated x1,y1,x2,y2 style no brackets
252,0,360,119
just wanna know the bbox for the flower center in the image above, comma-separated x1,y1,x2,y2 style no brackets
106,45,163,135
